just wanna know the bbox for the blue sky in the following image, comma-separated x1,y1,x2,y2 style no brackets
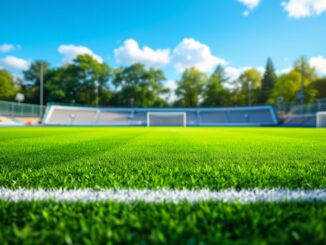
1,0,326,85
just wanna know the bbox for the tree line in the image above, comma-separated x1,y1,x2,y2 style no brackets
0,54,325,107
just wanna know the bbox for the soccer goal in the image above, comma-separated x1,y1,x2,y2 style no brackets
316,111,326,128
147,112,186,127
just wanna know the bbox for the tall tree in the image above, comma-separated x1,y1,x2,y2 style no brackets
43,67,70,103
0,69,18,100
293,56,318,103
309,78,326,99
269,70,302,104
175,67,207,107
294,56,318,83
67,55,112,105
260,58,277,103
213,65,229,84
22,55,112,105
234,69,262,105
112,63,167,107
22,60,49,104
202,73,230,106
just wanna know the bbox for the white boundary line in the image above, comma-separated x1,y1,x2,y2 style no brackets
0,188,325,203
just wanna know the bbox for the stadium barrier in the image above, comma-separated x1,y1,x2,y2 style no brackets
0,100,45,117
43,105,279,126
279,99,326,127
0,100,45,125
278,100,326,115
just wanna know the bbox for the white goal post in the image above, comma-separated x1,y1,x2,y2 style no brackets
147,112,186,127
317,111,326,128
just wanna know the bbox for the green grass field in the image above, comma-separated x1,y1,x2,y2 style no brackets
0,127,325,244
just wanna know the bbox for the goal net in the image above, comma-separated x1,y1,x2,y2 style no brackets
147,112,186,127
317,111,326,128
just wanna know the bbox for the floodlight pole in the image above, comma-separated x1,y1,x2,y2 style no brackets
40,63,44,118
95,80,99,107
300,60,305,114
248,81,252,106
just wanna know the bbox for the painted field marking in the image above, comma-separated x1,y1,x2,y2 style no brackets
1,188,325,203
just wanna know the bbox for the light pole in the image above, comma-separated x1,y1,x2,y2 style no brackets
300,60,305,105
298,58,305,115
95,80,99,107
40,63,44,118
248,81,252,106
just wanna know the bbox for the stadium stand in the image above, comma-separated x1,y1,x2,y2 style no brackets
3,99,325,127
43,105,279,126
130,111,147,125
0,116,22,125
97,111,131,125
186,112,199,126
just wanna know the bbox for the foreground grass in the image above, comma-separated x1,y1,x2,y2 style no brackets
0,127,325,243
1,201,326,244
0,127,325,189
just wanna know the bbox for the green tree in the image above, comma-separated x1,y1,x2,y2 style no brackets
0,69,18,100
175,67,207,107
43,67,69,103
308,78,326,99
293,56,318,102
233,69,262,106
62,55,112,105
213,65,229,84
202,73,230,106
22,55,112,105
294,56,318,83
22,60,49,104
260,58,277,103
269,70,302,104
112,63,167,107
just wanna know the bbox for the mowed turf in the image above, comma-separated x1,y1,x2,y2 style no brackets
0,127,325,189
0,127,326,243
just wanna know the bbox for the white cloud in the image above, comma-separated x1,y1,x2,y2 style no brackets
172,38,227,73
239,0,261,9
163,80,178,103
238,0,261,16
281,0,326,18
256,66,265,74
225,66,265,81
58,45,103,63
0,44,16,53
114,39,170,67
0,44,22,53
309,56,326,75
165,80,178,91
280,67,293,74
225,66,251,81
0,56,30,71
277,56,326,76
114,38,227,73
243,11,250,16
281,56,326,76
